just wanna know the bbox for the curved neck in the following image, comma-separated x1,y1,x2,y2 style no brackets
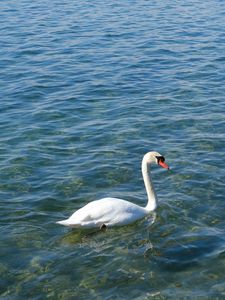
142,157,158,211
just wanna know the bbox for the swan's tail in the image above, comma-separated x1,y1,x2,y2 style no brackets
56,219,72,226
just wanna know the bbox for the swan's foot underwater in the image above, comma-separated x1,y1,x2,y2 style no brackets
100,224,107,231
87,223,106,236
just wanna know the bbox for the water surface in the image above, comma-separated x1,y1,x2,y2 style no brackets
1,0,225,298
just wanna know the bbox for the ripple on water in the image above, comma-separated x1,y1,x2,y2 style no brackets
1,0,225,298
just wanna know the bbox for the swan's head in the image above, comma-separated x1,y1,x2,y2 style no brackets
144,151,169,169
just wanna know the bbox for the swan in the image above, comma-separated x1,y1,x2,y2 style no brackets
56,151,169,229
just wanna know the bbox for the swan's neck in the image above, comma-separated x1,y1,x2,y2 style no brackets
142,158,158,212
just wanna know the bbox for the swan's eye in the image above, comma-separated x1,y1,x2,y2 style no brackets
156,156,165,164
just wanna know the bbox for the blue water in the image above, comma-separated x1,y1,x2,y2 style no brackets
1,0,225,298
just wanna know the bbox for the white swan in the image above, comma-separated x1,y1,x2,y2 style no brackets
57,151,169,229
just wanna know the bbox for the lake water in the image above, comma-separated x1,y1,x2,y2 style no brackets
1,0,225,298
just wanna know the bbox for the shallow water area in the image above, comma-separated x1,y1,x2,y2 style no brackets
1,0,225,298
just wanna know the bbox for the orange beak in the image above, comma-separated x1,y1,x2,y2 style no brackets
158,160,170,170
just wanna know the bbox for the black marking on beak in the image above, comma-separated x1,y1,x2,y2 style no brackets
156,156,165,164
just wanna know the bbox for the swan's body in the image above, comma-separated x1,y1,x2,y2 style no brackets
57,198,148,228
57,151,169,228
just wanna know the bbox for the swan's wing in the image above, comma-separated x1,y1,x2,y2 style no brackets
67,198,124,226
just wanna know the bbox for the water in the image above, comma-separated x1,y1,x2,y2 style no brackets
1,0,225,298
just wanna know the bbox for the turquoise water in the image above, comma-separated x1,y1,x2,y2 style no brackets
1,0,225,298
